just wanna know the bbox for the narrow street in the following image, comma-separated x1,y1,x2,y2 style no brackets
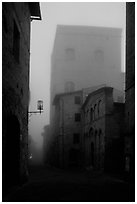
5,165,131,202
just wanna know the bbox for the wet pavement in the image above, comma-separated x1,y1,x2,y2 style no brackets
5,165,132,202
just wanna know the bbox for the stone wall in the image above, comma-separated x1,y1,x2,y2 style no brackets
82,87,125,172
2,2,31,195
125,2,135,177
53,91,83,168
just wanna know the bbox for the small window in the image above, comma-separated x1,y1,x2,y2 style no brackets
65,81,75,92
75,113,81,122
73,133,80,144
74,96,81,104
13,20,20,63
94,50,104,63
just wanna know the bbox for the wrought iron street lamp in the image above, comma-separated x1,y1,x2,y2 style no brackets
28,100,44,117
37,100,43,114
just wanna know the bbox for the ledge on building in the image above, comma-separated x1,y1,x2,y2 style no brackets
29,2,42,20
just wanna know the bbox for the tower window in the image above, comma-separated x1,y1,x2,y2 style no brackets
94,50,104,63
65,48,75,60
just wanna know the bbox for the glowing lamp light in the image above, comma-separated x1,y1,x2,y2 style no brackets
37,100,43,113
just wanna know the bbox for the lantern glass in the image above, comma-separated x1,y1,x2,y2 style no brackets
37,100,43,111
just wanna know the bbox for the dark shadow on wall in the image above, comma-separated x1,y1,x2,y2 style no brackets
3,115,20,196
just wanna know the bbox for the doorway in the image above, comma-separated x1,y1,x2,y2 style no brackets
5,115,20,185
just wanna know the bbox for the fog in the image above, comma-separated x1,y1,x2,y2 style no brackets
29,2,126,164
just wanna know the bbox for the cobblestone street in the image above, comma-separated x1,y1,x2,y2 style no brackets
5,165,132,202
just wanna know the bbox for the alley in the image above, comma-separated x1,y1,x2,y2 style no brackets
5,165,131,202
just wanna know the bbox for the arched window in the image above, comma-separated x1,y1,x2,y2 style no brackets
99,128,102,136
65,48,75,60
89,127,94,137
98,100,101,117
94,104,97,119
90,107,93,121
95,129,97,137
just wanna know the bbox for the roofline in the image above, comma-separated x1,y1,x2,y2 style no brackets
56,24,122,33
52,24,122,57
82,86,113,109
29,2,42,20
53,90,82,105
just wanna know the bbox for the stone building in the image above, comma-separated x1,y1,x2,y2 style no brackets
46,84,124,168
124,3,135,180
42,125,50,164
2,2,41,196
81,87,125,173
50,25,125,134
52,90,83,168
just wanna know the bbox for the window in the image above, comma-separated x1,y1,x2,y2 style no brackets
75,113,81,122
13,20,20,63
98,100,101,116
90,107,94,121
73,133,80,144
65,81,75,92
65,48,75,60
74,96,81,104
89,127,94,137
94,104,97,119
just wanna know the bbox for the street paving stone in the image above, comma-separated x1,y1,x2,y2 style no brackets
5,165,132,202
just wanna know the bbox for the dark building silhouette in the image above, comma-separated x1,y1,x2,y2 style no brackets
42,125,50,164
49,25,125,166
124,2,135,199
50,25,125,138
82,87,125,173
2,2,41,197
52,90,83,168
46,85,124,169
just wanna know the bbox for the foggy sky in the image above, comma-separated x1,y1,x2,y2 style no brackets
29,2,126,150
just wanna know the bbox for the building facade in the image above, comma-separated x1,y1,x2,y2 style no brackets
2,2,41,197
125,2,135,180
52,90,83,168
42,125,50,164
50,25,125,130
47,85,124,169
82,87,125,173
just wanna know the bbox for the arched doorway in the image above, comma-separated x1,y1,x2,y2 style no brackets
5,115,20,185
91,142,94,167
